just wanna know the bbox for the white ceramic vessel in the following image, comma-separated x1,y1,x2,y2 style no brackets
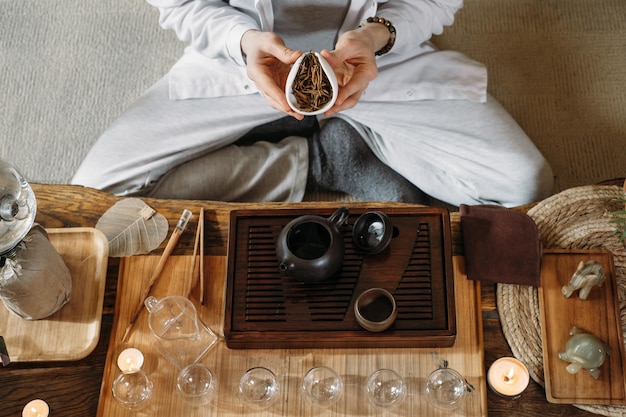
285,52,338,116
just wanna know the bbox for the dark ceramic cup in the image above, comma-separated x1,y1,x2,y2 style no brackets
354,288,397,332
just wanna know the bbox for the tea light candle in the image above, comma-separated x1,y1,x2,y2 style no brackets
22,399,49,417
487,357,530,399
117,348,144,372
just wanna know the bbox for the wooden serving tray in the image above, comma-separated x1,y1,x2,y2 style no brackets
97,254,487,417
225,207,455,349
0,227,109,362
539,249,626,404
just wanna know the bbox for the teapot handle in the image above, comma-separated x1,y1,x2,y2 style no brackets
328,206,349,227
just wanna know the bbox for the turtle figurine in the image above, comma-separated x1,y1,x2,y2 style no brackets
558,327,611,379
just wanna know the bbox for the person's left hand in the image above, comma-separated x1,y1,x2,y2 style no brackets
320,27,382,116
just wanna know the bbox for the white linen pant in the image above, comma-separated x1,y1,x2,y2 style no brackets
72,75,553,207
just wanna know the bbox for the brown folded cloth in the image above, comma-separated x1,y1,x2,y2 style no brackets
460,204,542,286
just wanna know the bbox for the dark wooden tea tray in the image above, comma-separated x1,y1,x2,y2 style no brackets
224,207,456,349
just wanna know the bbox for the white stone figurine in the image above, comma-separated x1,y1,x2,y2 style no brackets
558,327,611,379
561,260,606,300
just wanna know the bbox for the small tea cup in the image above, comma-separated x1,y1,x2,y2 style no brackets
364,369,407,408
425,365,473,410
176,363,216,406
354,288,397,332
112,369,153,410
285,51,338,116
238,367,280,409
301,366,343,408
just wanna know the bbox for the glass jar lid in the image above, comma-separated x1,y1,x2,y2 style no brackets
0,159,36,255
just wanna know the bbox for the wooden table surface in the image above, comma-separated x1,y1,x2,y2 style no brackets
0,184,599,416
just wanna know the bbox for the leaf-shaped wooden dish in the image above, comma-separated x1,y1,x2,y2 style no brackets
96,198,168,257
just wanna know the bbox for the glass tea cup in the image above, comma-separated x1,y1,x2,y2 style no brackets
238,367,280,409
301,366,343,408
364,369,407,408
112,369,153,410
424,365,473,410
176,363,216,406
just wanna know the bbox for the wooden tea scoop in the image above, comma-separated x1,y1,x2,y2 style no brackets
121,209,192,342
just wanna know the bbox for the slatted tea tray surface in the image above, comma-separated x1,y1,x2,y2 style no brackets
225,207,455,349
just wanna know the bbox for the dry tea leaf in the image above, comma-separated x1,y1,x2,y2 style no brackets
292,52,333,112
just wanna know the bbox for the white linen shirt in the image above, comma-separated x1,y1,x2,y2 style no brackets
146,0,487,103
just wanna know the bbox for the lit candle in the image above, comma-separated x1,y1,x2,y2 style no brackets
487,357,530,399
22,399,49,417
117,347,144,372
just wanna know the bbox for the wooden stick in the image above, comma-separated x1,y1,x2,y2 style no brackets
199,207,205,305
187,212,201,299
121,209,192,342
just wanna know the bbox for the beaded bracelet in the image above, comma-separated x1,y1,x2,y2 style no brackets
361,17,396,56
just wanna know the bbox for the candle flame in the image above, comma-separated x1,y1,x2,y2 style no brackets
23,399,49,417
118,348,143,372
503,367,516,384
27,406,44,417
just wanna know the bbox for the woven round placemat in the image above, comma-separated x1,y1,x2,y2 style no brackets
497,184,626,416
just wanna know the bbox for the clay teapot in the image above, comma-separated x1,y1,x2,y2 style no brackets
276,207,349,282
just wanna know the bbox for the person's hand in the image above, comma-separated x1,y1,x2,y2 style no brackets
320,23,390,116
241,30,304,119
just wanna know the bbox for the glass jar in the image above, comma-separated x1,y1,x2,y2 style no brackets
0,158,72,320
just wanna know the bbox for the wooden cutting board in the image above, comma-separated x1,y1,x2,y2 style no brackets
539,249,626,404
97,255,487,416
0,228,109,362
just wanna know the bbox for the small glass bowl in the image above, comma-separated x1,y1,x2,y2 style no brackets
424,366,472,410
112,369,153,410
301,366,343,408
176,363,216,406
364,369,407,408
239,367,280,409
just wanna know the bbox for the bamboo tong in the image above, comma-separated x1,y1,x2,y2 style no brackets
188,207,205,304
120,208,205,342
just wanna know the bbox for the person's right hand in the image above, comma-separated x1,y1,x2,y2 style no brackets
241,30,303,119
320,22,389,116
